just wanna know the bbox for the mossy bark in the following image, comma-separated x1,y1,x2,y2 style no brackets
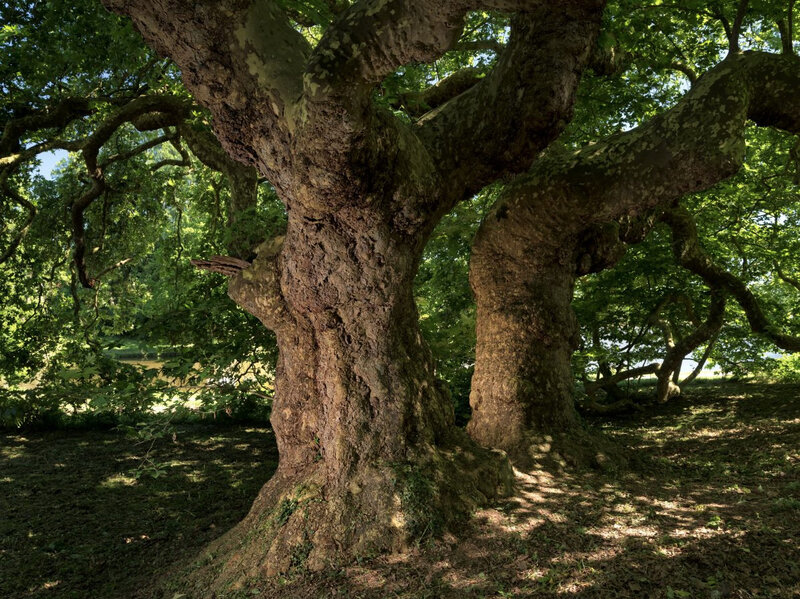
468,52,800,468
189,206,513,591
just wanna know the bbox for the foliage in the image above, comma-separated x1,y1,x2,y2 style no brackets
415,189,498,423
574,123,800,389
2,0,800,428
755,353,800,382
1,1,286,428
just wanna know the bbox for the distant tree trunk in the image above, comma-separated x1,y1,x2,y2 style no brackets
469,217,631,468
468,52,800,468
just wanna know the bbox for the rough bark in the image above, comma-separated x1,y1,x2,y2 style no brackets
189,197,517,590
469,51,800,465
467,255,606,469
100,0,607,588
419,1,606,203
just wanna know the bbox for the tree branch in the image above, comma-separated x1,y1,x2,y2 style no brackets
655,286,726,402
680,331,719,387
66,96,192,287
667,61,698,86
179,123,261,257
389,68,485,118
775,263,800,292
224,235,290,332
305,0,539,110
455,40,504,54
476,51,800,256
584,362,660,398
418,1,606,205
729,0,750,54
662,205,800,352
101,0,310,186
0,171,37,264
191,255,252,276
102,132,176,167
0,97,92,158
779,0,796,56
584,286,726,405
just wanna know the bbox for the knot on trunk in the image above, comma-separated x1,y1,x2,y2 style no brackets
190,255,252,276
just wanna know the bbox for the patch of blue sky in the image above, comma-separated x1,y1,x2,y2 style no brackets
35,149,69,180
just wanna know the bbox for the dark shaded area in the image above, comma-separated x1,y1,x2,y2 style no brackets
0,425,278,598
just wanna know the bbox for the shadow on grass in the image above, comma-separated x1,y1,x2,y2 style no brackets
242,381,799,599
0,424,278,599
2,382,799,598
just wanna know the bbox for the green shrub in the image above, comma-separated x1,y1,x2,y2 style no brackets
758,354,800,383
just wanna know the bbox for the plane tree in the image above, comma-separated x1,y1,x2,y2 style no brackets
4,0,800,592
78,0,613,586
467,0,800,467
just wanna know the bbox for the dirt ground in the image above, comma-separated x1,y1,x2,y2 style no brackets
1,381,798,598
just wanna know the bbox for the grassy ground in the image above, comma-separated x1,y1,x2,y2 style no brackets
1,381,798,598
0,425,278,598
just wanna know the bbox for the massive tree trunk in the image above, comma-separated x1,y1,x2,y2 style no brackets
100,0,605,589
217,205,517,582
468,51,800,467
468,254,581,465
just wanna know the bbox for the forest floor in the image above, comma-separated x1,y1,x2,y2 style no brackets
1,381,798,598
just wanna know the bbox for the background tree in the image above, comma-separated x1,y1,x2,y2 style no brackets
0,0,282,425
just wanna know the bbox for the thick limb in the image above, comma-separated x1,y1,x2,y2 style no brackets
419,1,606,203
469,51,800,462
662,206,800,352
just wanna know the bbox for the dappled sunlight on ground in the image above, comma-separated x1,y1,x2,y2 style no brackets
255,382,799,599
1,382,798,598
